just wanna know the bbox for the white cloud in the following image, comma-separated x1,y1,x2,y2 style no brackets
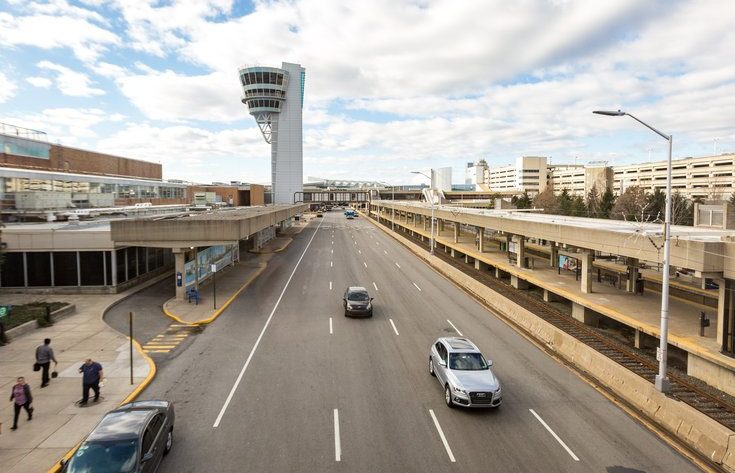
0,108,114,141
0,9,119,63
26,76,53,88
115,69,243,122
37,61,106,97
0,72,17,102
95,123,269,182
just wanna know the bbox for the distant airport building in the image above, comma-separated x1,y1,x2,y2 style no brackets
432,167,452,192
465,160,488,190
487,156,548,195
239,62,305,204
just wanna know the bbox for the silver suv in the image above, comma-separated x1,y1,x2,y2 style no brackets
429,337,502,408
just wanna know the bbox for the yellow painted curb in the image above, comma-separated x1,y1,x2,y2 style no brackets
46,339,157,473
162,262,267,326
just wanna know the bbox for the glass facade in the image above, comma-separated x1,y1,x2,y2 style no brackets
0,248,172,288
1,176,185,201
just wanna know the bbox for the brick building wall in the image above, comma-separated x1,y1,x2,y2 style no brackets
1,144,162,179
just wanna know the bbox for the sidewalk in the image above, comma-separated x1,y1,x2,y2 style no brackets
163,222,308,325
0,277,162,473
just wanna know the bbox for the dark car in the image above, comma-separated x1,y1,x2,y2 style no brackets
343,286,373,317
61,400,175,473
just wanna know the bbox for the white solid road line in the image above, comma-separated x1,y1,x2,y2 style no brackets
331,249,333,254
395,262,401,268
446,319,463,336
212,217,324,428
413,282,422,292
330,281,333,291
373,281,378,291
331,261,333,267
389,318,400,336
329,317,333,335
358,249,362,254
529,409,580,461
363,262,368,268
334,409,342,462
429,409,456,462
384,250,388,254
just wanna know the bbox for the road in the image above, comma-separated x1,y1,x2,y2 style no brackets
139,210,700,473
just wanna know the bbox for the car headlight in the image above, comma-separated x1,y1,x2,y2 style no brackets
452,385,467,394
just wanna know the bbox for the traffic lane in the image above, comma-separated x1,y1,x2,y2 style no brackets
201,210,446,472
352,229,571,471
145,218,325,473
356,217,700,472
104,276,173,344
422,295,701,472
334,217,561,472
167,214,340,472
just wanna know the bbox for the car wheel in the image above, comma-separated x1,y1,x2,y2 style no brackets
369,310,373,318
164,428,173,455
429,358,435,377
344,311,349,317
445,385,454,408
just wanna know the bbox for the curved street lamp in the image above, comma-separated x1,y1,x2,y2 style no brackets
593,109,673,393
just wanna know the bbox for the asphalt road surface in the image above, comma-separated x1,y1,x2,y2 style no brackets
139,211,701,473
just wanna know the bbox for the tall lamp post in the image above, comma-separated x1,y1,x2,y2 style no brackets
411,170,436,255
593,109,673,393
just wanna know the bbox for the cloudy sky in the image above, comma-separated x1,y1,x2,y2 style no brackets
1,0,734,185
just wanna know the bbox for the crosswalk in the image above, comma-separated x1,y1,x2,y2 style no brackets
142,324,198,354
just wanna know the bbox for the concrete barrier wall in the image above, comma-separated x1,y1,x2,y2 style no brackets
368,215,735,471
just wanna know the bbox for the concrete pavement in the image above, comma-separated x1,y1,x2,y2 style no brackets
138,210,699,473
162,222,306,325
0,278,161,473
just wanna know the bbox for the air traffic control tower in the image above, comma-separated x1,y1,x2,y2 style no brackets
238,62,305,204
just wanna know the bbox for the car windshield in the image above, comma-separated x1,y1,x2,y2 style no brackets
449,353,488,370
347,291,369,301
66,439,138,473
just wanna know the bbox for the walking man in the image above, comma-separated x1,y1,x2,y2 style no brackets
35,338,58,387
9,376,33,431
78,358,104,406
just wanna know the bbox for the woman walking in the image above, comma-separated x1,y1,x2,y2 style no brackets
9,376,33,431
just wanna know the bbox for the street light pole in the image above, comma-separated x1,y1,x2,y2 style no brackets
593,109,672,393
411,170,436,255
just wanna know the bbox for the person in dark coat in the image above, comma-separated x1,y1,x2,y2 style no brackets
9,376,33,431
35,338,58,387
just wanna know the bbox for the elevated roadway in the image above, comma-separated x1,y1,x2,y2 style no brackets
138,211,700,472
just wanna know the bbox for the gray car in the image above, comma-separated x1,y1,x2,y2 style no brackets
343,286,373,317
61,400,175,473
429,337,502,408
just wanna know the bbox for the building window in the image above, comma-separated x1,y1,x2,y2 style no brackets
80,251,105,286
0,253,24,287
26,252,52,286
53,252,78,286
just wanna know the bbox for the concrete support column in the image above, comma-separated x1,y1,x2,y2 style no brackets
511,274,529,290
173,248,186,300
475,259,488,271
477,227,485,252
572,302,599,326
514,235,526,269
439,219,445,233
626,258,639,293
450,248,456,258
453,222,460,243
543,289,559,302
465,254,474,264
580,251,593,294
423,216,428,231
495,267,504,279
635,330,656,349
717,279,729,347
550,242,558,267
